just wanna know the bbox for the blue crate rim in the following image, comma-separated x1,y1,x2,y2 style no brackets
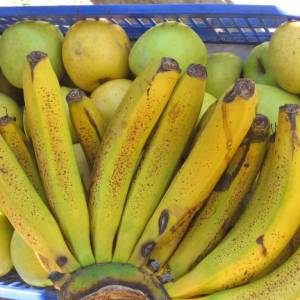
0,4,300,18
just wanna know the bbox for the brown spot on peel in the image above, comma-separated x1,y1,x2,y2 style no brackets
247,114,270,143
214,143,250,191
280,104,300,151
256,235,268,256
26,51,48,71
141,241,156,258
158,209,169,235
187,64,207,79
48,271,65,283
66,89,86,103
147,259,160,272
158,273,174,284
223,79,255,103
56,256,68,268
157,57,181,74
0,115,16,126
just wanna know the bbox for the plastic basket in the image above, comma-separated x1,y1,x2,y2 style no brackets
0,4,300,43
0,3,300,300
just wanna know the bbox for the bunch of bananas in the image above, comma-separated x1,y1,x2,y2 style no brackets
0,49,300,300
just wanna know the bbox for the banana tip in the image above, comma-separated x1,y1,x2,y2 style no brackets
26,51,48,70
66,88,86,103
187,64,207,79
224,78,255,103
0,114,16,126
158,58,181,73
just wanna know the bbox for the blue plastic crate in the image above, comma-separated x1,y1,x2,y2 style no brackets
0,3,300,300
0,272,56,299
0,4,300,43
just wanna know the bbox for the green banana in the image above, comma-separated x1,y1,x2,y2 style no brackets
166,104,300,298
129,79,258,268
89,57,181,263
113,63,207,263
23,51,94,267
165,114,269,279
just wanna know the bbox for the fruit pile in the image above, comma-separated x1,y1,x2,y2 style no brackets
0,17,300,300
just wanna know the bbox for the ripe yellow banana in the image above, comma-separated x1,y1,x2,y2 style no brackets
166,104,300,298
129,79,258,267
23,51,94,267
197,244,300,300
0,114,46,201
113,64,207,263
11,231,52,287
0,133,79,273
89,57,181,263
165,114,270,280
67,89,106,168
0,211,13,277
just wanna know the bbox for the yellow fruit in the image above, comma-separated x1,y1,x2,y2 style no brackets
129,79,258,267
166,104,300,298
0,92,22,128
11,231,52,287
73,143,91,192
91,79,132,125
23,86,78,143
113,64,207,264
23,51,94,267
0,211,13,277
67,89,106,168
269,21,300,93
63,19,130,92
89,57,181,262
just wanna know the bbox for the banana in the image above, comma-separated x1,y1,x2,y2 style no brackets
0,133,79,273
113,64,207,263
165,104,300,298
0,114,46,200
196,243,300,300
89,57,181,263
0,211,13,277
129,79,258,267
23,51,94,267
11,231,52,287
67,89,106,168
165,114,269,280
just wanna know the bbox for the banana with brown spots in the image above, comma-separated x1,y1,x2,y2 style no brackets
166,104,300,298
66,89,106,168
89,57,181,263
129,79,258,268
113,64,207,264
23,51,94,267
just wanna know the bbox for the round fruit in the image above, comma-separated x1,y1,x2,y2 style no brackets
243,42,276,86
62,20,130,92
0,70,23,104
10,231,52,287
0,92,22,128
0,21,64,88
206,52,243,98
257,84,300,127
269,21,300,93
91,79,132,124
129,21,207,75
